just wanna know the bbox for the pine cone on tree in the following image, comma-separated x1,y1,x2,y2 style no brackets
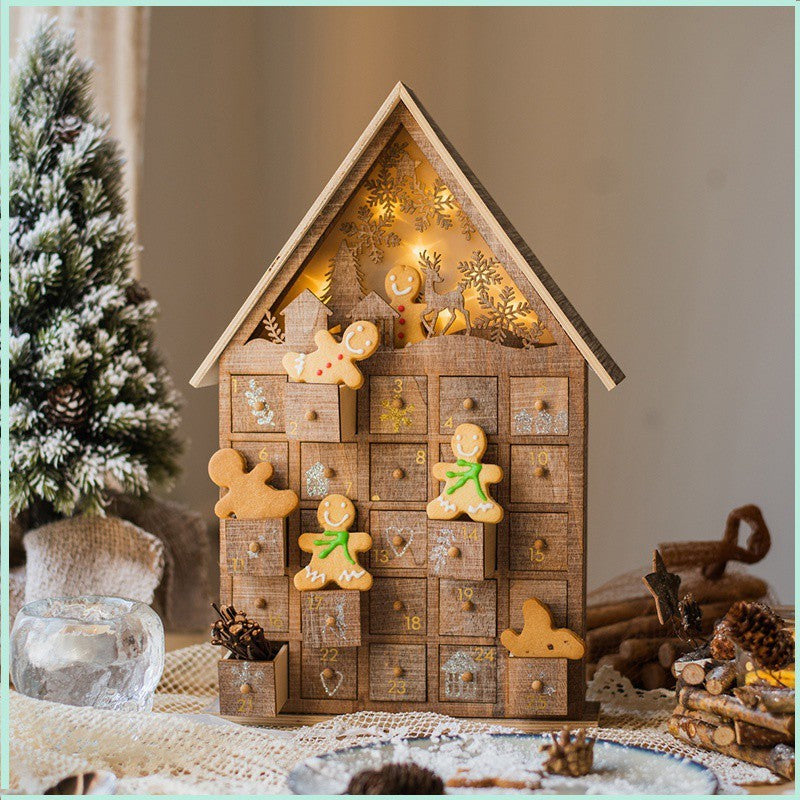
540,728,595,777
45,384,90,429
678,594,703,638
125,280,151,306
709,618,736,660
346,763,444,795
53,114,82,144
723,601,794,670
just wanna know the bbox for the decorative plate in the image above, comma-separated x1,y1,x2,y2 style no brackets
288,733,719,794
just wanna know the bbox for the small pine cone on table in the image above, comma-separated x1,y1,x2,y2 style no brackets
45,384,91,429
540,728,595,777
709,618,736,661
53,114,83,144
724,601,794,670
346,763,444,795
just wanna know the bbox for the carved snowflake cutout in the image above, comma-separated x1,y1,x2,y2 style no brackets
402,177,456,232
340,205,401,263
457,250,503,295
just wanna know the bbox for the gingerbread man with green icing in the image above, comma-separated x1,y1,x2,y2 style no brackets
427,423,504,524
294,495,372,591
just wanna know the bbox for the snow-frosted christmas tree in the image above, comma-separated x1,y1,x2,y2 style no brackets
10,21,181,519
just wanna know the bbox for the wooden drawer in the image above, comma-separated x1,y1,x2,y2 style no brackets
230,374,286,433
285,383,356,442
369,376,428,434
440,377,497,434
301,645,358,700
221,518,285,576
439,579,497,638
231,575,289,633
428,520,496,580
506,658,568,716
301,589,362,647
231,441,289,489
439,645,497,704
218,646,288,718
510,377,568,436
369,443,428,502
369,510,428,570
369,577,427,636
509,514,568,572
509,579,568,628
300,443,358,500
369,644,427,702
510,445,569,503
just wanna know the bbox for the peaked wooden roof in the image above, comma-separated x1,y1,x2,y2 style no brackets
347,291,399,320
191,82,624,390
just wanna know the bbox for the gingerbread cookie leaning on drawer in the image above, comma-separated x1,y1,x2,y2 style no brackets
294,495,373,591
282,320,379,390
427,423,503,524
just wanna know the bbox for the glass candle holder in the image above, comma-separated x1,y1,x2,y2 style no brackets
11,596,165,711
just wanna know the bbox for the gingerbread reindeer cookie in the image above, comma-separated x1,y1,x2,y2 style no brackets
282,320,378,390
294,495,373,591
385,264,426,346
209,448,298,519
427,423,503,524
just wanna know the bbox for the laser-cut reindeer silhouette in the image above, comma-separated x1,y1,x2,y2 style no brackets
420,250,471,337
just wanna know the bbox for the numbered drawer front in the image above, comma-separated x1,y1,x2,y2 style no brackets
285,383,355,442
221,518,285,576
369,577,427,636
300,443,358,500
369,510,428,570
509,579,568,628
232,441,289,489
440,377,498,434
439,579,497,638
231,575,289,633
509,514,568,572
370,376,428,435
510,445,569,504
301,589,362,648
301,645,358,700
369,644,427,702
439,645,497,704
218,646,289,718
369,443,428,502
510,378,569,436
437,443,499,493
230,375,286,433
428,520,497,579
506,657,567,717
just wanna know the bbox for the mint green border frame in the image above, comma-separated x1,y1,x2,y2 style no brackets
0,1,796,796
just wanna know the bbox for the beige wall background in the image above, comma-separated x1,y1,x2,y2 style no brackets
138,7,794,600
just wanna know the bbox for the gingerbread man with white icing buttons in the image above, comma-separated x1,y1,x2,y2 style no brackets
294,495,372,591
282,320,379,390
385,264,426,346
427,423,504,524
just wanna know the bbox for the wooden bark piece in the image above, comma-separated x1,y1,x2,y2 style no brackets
501,598,585,659
733,685,795,714
705,662,737,696
642,549,681,625
677,686,794,736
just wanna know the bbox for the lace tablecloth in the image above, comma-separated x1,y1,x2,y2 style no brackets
8,644,789,794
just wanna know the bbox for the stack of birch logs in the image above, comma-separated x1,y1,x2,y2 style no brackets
586,505,771,690
668,648,795,780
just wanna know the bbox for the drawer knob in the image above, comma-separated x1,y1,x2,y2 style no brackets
253,400,266,412
462,397,475,410
392,467,405,480
534,399,547,412
393,666,405,678
448,546,461,559
461,600,475,612
391,397,404,410
460,671,474,683
533,538,546,550
325,615,336,628
248,541,261,554
533,466,547,478
530,679,544,693
393,600,405,612
239,683,253,694
323,466,335,479
322,667,335,680
305,409,318,421
391,534,405,548
254,597,267,609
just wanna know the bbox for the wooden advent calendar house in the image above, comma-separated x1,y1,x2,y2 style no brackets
192,83,624,724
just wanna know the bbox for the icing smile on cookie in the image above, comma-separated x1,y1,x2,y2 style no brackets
323,510,350,528
389,276,415,296
455,434,480,458
343,324,372,355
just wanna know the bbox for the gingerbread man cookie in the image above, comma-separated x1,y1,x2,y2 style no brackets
427,423,503,524
385,264,427,346
208,448,299,519
282,320,379,390
500,597,586,659
294,495,373,591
